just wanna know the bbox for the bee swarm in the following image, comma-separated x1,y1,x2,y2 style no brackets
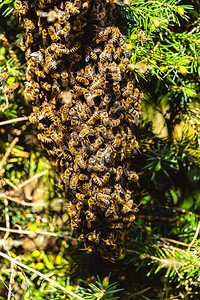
17,0,143,261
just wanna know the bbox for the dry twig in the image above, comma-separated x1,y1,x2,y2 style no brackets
0,251,85,300
0,117,28,127
188,220,200,251
7,251,15,300
2,198,10,242
0,137,19,177
0,193,46,207
17,170,49,190
0,226,78,241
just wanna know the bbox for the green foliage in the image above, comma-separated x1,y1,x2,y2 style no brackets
84,275,123,300
0,0,15,16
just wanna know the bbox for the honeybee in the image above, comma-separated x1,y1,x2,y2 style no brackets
45,56,60,71
28,112,38,124
82,183,91,197
61,72,68,87
100,110,109,125
48,26,58,41
97,192,111,204
90,49,98,61
111,118,121,127
113,46,122,60
99,49,107,63
111,27,120,43
71,217,81,229
133,87,142,101
125,127,132,141
85,47,97,62
15,0,28,21
104,26,112,37
78,174,88,181
115,166,123,181
65,1,80,15
84,93,95,107
87,111,100,125
79,125,94,139
93,164,107,173
67,71,76,86
104,45,114,61
30,49,44,62
35,69,46,79
24,18,35,32
137,28,146,46
68,140,76,155
87,230,100,244
114,182,125,195
112,134,121,149
104,147,116,169
68,202,77,218
52,81,61,94
52,132,63,146
56,46,70,56
91,173,103,187
127,171,139,183
125,141,136,158
57,23,71,39
70,41,81,53
107,0,123,5
85,210,96,228
100,95,111,107
42,28,48,45
104,200,114,216
105,207,119,222
102,172,111,185
76,76,89,86
84,245,93,253
118,36,126,48
70,116,79,126
124,96,134,110
90,77,104,90
123,214,136,224
37,133,52,143
121,200,134,214
51,73,60,81
122,81,134,97
70,174,80,191
94,89,104,99
113,82,121,98
76,154,87,169
26,32,33,45
78,103,91,121
109,222,124,229
98,5,106,18
102,232,117,246
76,193,85,201
93,47,102,55
85,65,94,81
41,81,51,91
94,23,106,40
73,85,87,96
45,43,57,53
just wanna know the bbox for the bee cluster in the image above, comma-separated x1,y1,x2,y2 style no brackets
16,0,143,261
